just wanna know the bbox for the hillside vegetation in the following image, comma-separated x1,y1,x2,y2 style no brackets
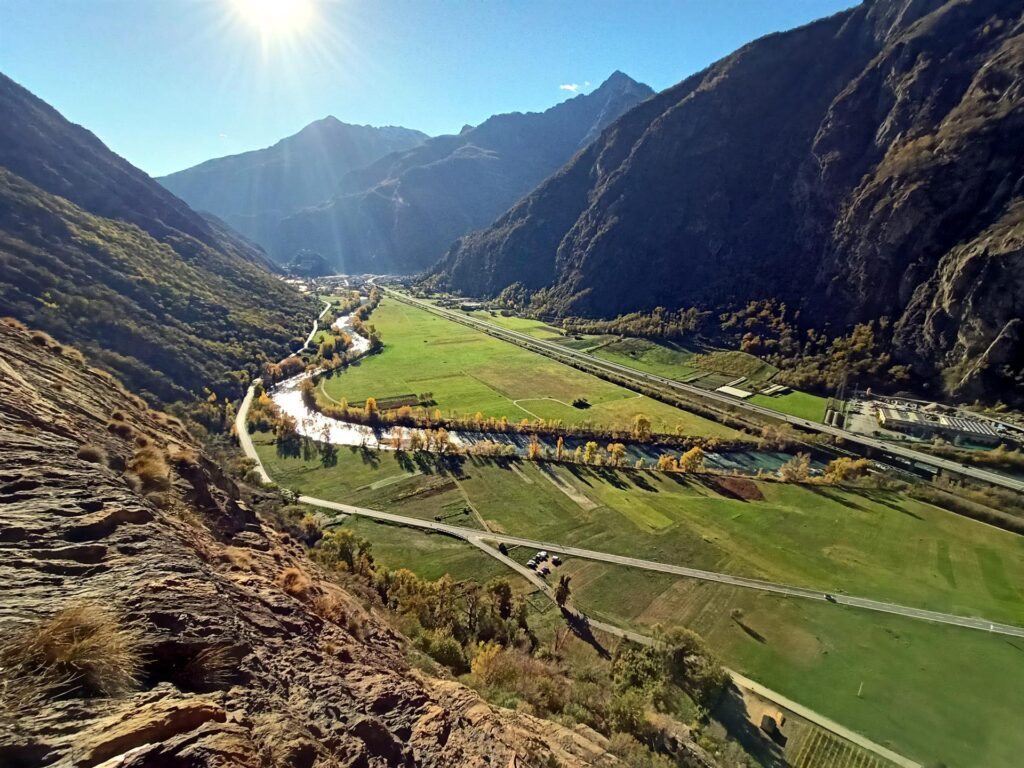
0,73,312,402
432,0,1024,405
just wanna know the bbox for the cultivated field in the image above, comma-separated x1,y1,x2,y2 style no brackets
257,442,1023,767
318,299,741,437
258,443,1024,626
563,560,1024,768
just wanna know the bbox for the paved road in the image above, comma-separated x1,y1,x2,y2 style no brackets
236,382,931,764
291,493,1024,638
387,290,1024,494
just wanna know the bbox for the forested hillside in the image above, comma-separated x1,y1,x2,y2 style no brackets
0,73,312,402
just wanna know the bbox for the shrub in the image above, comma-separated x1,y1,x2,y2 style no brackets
277,567,314,600
76,443,108,465
106,420,135,440
128,447,171,493
0,603,145,708
421,631,468,673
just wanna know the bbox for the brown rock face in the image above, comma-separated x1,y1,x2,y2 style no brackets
0,321,614,768
433,0,1024,403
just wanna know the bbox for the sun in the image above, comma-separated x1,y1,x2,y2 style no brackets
230,0,315,35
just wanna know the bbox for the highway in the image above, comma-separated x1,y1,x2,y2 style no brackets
386,289,1024,494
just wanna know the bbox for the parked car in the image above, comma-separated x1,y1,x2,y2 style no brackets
551,556,562,566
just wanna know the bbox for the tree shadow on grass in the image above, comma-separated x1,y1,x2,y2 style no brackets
806,484,872,513
861,488,923,518
563,463,595,487
560,607,610,659
358,445,380,468
712,683,787,768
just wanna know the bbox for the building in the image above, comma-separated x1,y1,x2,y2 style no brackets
877,406,1004,446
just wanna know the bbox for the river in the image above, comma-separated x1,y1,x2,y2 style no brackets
270,309,818,475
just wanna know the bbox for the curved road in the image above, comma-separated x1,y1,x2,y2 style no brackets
387,290,1024,494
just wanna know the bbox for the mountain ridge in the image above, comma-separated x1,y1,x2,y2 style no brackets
158,118,429,253
261,71,653,272
0,73,312,403
430,0,1024,404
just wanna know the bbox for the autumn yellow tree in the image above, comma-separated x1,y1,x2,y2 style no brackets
657,454,678,471
632,414,652,440
364,397,378,417
678,446,705,473
527,434,542,460
555,435,564,460
607,443,626,466
823,457,870,484
778,452,812,482
583,441,599,464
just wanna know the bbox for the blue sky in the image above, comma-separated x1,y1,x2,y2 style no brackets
0,0,854,176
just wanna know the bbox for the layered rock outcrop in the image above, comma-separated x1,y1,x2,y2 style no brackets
0,321,614,767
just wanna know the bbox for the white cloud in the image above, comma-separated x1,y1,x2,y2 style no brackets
584,81,591,87
218,132,228,139
559,83,579,92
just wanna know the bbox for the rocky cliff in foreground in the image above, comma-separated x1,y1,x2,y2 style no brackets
0,320,614,767
433,0,1024,404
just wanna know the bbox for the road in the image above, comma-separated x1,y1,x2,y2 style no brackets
386,290,1024,494
292,493,1024,638
235,362,932,764
233,300,331,485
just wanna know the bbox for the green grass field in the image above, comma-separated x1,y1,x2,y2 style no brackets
750,390,829,422
320,298,739,438
590,337,702,379
467,310,567,339
258,442,1024,627
563,560,1024,768
255,439,1023,767
326,515,515,582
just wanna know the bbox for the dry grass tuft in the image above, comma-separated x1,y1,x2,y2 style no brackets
61,346,86,364
76,443,108,465
311,585,350,625
178,645,236,692
169,445,201,469
223,547,254,570
277,567,314,601
128,447,171,493
1,316,29,331
0,603,145,710
106,420,135,440
29,330,57,348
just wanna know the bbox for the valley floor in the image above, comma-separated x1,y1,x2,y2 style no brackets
254,439,1024,768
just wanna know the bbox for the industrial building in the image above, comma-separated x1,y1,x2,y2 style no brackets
876,406,1006,446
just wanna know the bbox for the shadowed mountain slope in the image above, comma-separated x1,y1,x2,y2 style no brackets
272,72,654,273
158,118,428,256
0,73,313,403
433,0,1024,403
